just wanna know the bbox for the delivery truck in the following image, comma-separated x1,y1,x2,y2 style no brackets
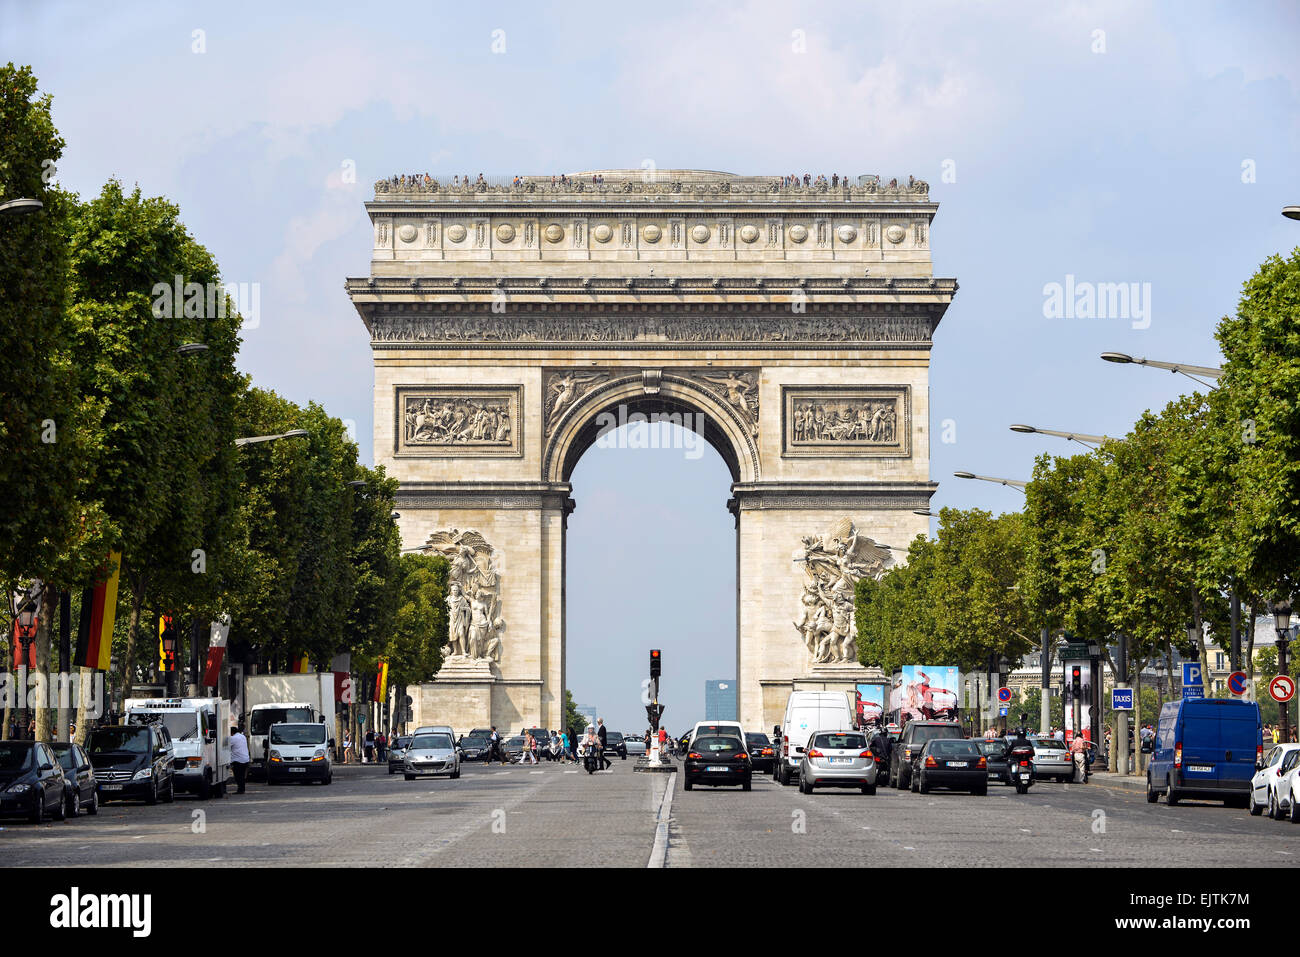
243,673,336,776
124,697,232,799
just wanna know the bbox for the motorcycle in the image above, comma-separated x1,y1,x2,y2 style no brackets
580,742,604,775
1007,714,1036,795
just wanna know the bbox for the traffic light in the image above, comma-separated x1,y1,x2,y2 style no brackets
1070,665,1082,697
645,703,665,727
649,648,661,679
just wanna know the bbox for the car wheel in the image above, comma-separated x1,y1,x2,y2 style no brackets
742,776,752,792
683,777,693,791
52,789,66,821
388,766,395,775
1269,793,1281,820
973,785,987,797
1290,799,1300,824
404,773,415,781
451,769,460,780
862,784,876,795
66,788,79,818
911,773,920,793
198,774,212,800
29,790,44,824
919,777,930,795
146,778,158,806
1146,774,1159,803
163,777,175,803
86,789,98,815
1166,777,1180,806
1249,792,1263,815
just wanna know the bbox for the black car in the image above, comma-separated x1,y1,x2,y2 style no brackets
909,738,987,795
604,731,628,760
458,734,491,761
86,724,176,805
974,739,1010,785
0,740,68,823
683,735,752,791
51,742,99,816
745,732,776,773
889,720,965,789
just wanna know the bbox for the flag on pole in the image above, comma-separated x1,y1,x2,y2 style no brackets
203,616,230,687
74,552,121,671
376,658,389,703
289,654,310,674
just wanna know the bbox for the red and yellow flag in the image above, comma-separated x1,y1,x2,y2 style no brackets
289,653,310,673
74,551,121,672
376,657,389,703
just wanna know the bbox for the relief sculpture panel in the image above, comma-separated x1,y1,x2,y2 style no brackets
782,385,910,457
395,385,522,457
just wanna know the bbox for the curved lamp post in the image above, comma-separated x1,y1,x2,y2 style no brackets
0,198,43,216
1010,423,1112,450
1100,352,1223,389
953,470,1027,491
234,429,309,448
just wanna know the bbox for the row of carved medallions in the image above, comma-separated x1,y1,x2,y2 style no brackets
374,219,924,248
542,369,759,438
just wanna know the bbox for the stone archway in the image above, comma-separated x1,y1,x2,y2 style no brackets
349,169,955,733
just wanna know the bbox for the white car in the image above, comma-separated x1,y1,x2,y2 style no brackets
403,731,461,780
1278,753,1300,824
1248,743,1300,817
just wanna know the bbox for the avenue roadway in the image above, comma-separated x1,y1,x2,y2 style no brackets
1,762,1294,867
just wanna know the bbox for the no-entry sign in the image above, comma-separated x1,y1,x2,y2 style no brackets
1269,675,1295,704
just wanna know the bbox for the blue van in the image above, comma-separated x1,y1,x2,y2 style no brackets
1146,697,1262,807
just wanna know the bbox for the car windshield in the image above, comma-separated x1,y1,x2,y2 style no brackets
812,732,866,750
412,734,453,750
746,733,771,747
0,743,33,770
88,728,148,754
694,736,741,753
129,711,198,741
393,737,411,750
977,742,1008,757
1033,739,1068,751
606,732,624,743
910,724,963,744
928,740,978,756
463,736,488,746
269,724,326,745
52,745,79,770
505,737,524,747
250,707,314,735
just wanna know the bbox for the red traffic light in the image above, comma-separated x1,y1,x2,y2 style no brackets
650,648,661,678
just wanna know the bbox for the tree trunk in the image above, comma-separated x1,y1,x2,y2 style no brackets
32,586,55,743
1191,591,1211,695
119,571,146,711
1133,662,1144,776
1244,601,1257,700
73,666,93,746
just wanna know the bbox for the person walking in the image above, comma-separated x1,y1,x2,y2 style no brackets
364,729,375,764
376,731,387,763
230,726,250,794
1070,732,1089,782
596,718,611,770
521,731,537,764
342,732,354,764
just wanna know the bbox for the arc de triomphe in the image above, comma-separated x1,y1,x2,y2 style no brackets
347,170,955,733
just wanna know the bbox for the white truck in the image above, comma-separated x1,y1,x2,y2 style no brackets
243,674,336,776
124,697,232,799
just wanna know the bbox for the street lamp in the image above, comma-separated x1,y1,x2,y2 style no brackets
176,342,209,356
1283,206,1300,221
1099,352,1223,389
1009,424,1113,450
953,471,1028,490
160,619,178,697
0,198,43,216
233,429,309,447
1273,598,1293,743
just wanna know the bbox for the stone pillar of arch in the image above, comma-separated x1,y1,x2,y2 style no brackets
349,169,956,734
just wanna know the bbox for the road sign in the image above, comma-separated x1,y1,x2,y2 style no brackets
1270,675,1295,704
1111,688,1134,711
997,686,1012,703
1182,662,1203,687
1060,643,1092,661
1228,671,1249,696
1182,685,1205,700
999,707,1008,717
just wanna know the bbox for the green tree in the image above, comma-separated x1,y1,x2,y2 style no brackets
564,689,586,735
386,552,448,687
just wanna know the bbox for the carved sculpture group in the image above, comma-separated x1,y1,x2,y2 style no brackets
424,529,506,665
793,518,892,665
405,396,512,446
792,398,898,445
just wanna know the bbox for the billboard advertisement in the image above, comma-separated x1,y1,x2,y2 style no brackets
890,666,961,722
854,683,887,727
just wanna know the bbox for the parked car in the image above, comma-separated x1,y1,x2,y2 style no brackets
387,736,413,774
687,721,747,753
745,732,776,774
266,722,333,785
503,735,527,762
86,723,175,805
625,734,648,756
1146,697,1261,807
1026,736,1074,783
1276,750,1300,823
403,731,461,779
778,691,856,786
683,734,752,791
888,720,964,790
51,742,98,817
458,734,491,761
975,739,1010,785
910,738,987,795
1248,743,1300,815
0,740,68,823
413,725,457,741
797,730,877,794
604,731,628,760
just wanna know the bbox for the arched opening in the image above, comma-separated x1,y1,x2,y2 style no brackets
562,395,741,741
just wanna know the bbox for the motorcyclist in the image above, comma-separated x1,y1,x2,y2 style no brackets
868,720,892,769
582,725,603,771
1006,715,1036,783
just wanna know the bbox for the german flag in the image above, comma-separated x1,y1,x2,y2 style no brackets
376,657,389,703
289,653,310,673
74,551,121,671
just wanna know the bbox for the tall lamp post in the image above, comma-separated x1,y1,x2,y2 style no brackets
1099,352,1223,389
952,471,1027,490
1274,598,1293,743
12,595,40,738
1009,424,1113,450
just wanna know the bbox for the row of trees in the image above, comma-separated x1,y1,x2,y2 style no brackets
856,244,1300,759
0,64,447,742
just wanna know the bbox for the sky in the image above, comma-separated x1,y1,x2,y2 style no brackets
5,0,1298,732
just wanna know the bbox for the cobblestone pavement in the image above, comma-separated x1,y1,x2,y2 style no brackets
2,759,1294,867
665,769,1299,867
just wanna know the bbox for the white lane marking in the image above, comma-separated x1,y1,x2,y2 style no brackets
529,771,544,775
647,772,677,869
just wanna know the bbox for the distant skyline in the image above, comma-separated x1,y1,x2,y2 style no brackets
9,0,1297,732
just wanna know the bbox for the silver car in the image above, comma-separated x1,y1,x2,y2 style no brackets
403,732,461,780
797,730,878,795
1028,737,1074,782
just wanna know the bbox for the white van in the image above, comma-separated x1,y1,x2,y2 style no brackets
124,697,232,799
265,722,333,785
777,691,856,786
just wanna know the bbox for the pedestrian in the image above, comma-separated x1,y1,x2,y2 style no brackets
230,725,250,793
558,729,569,763
521,731,537,764
597,718,611,770
364,728,375,763
342,732,353,764
1070,731,1089,782
568,725,580,761
376,730,387,762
